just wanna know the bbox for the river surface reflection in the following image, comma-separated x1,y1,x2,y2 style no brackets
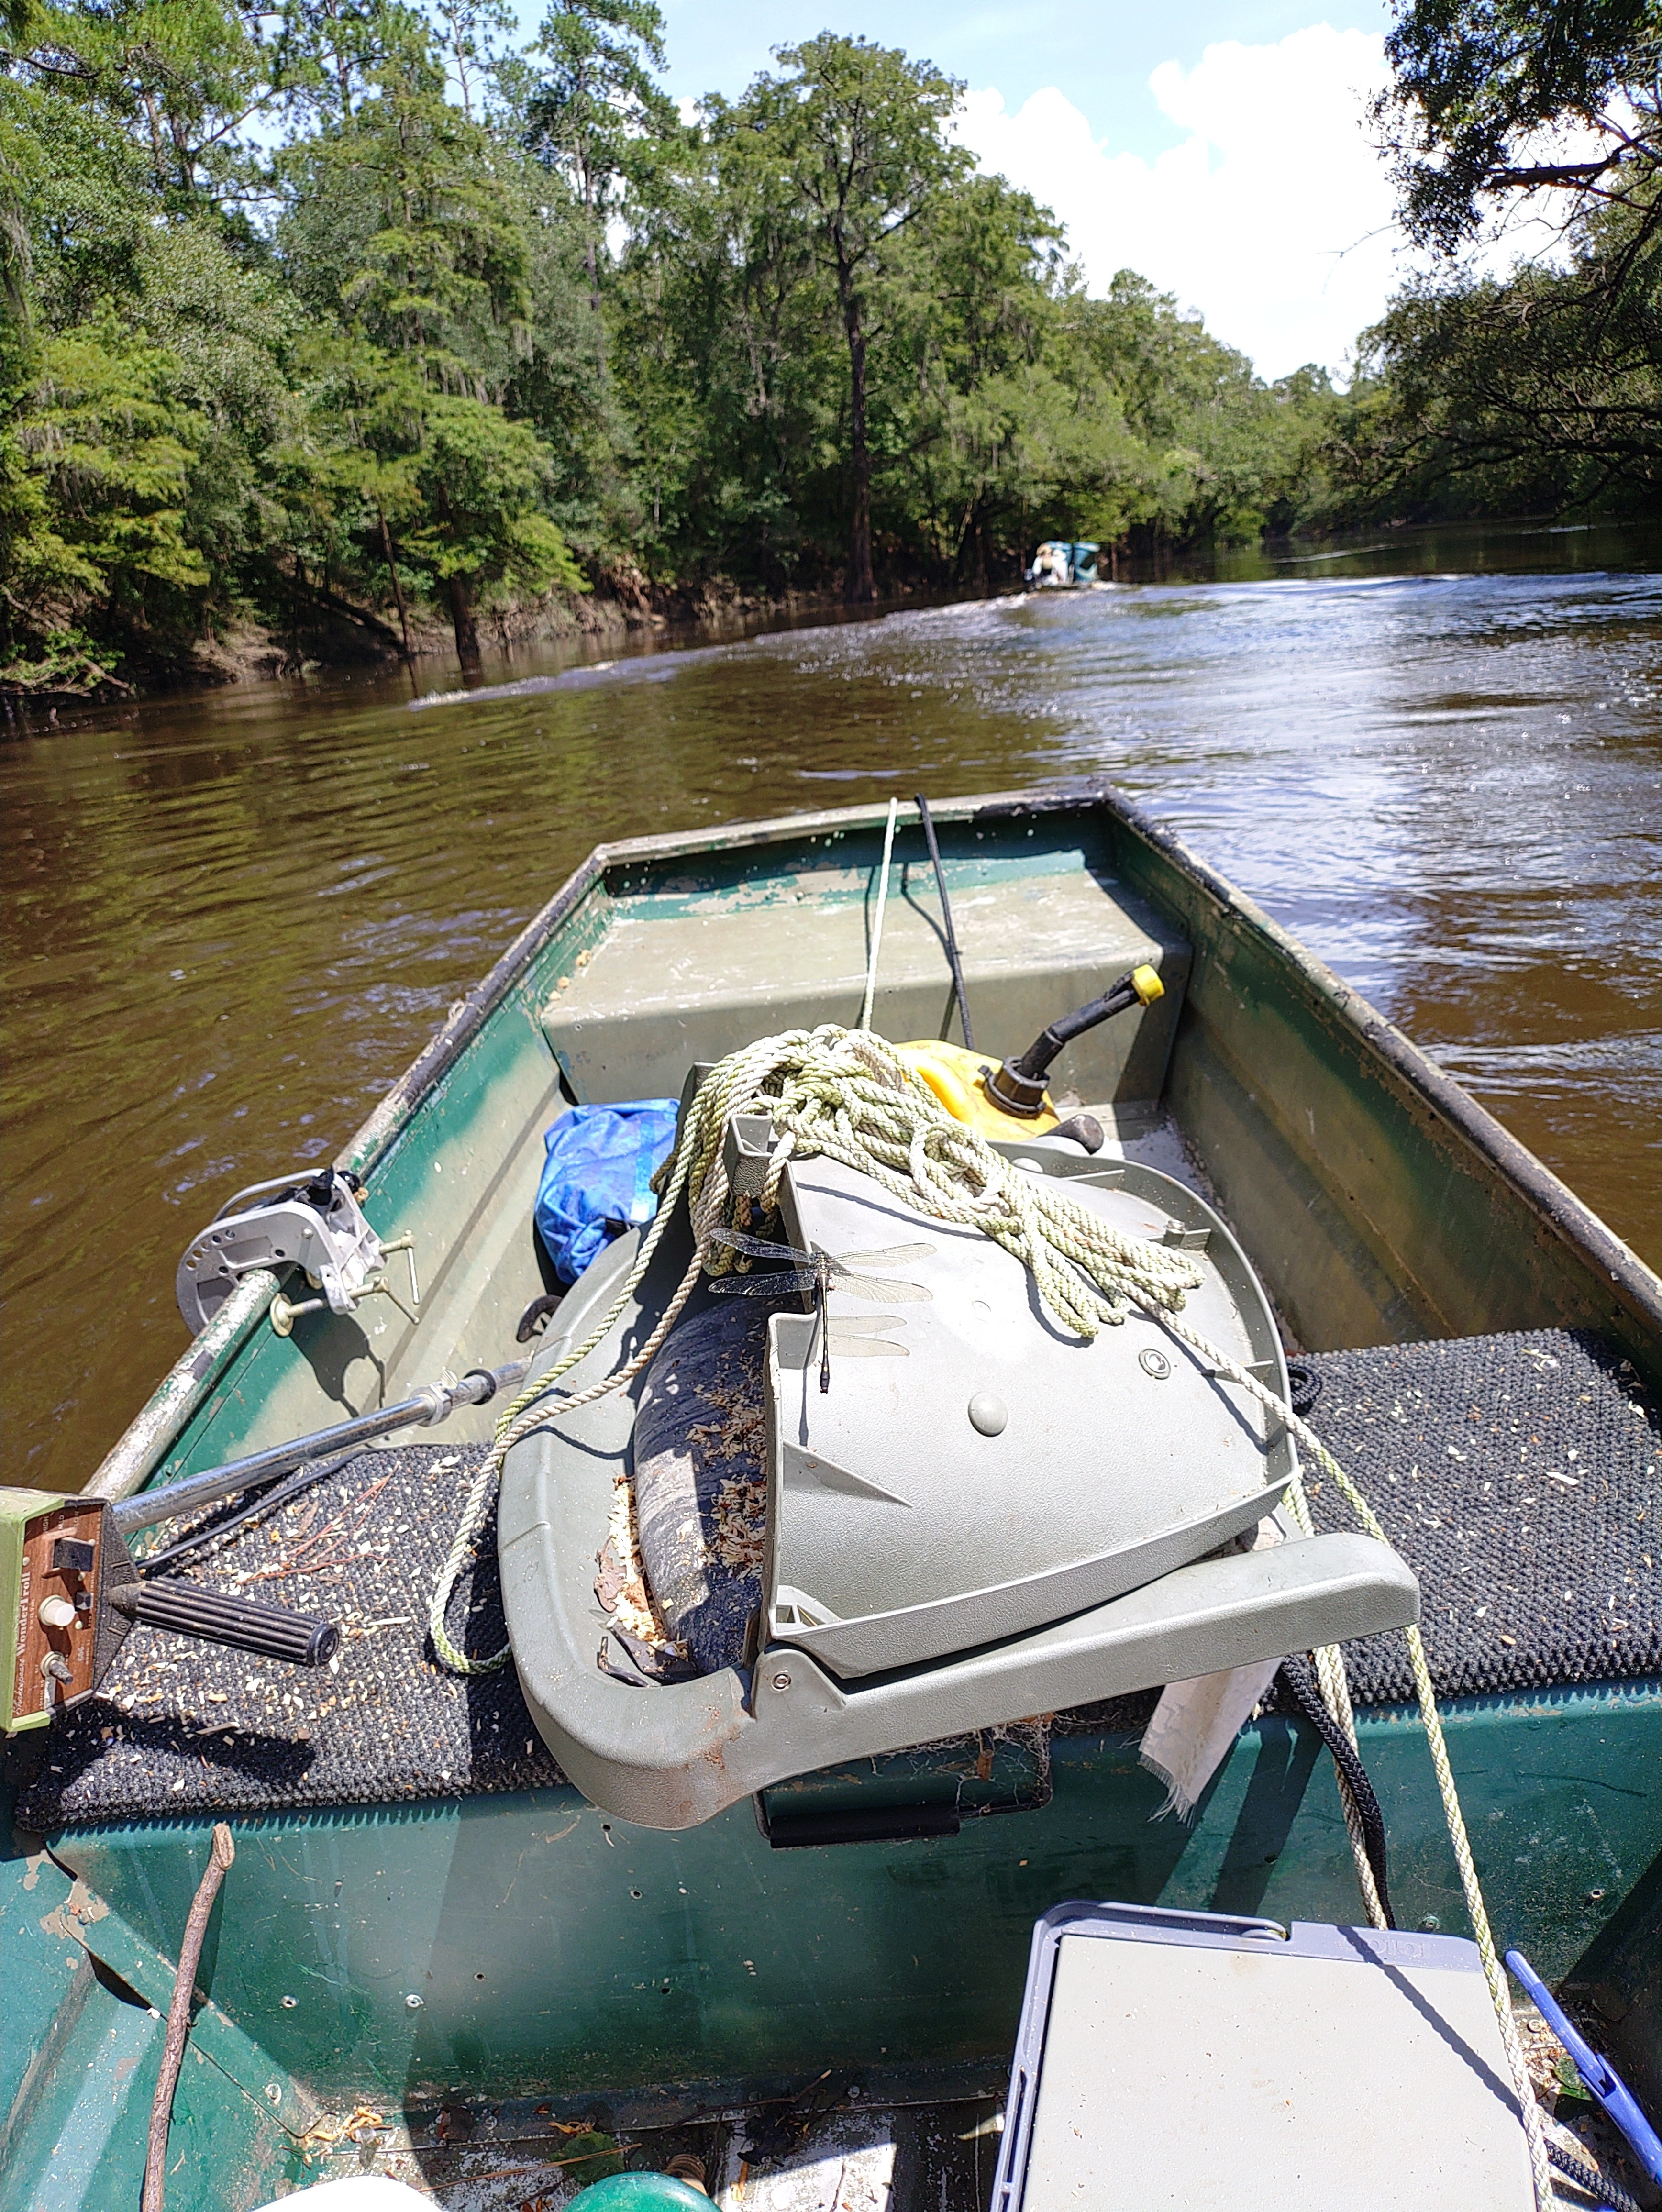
4,521,1656,1490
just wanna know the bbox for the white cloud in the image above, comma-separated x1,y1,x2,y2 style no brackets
956,26,1403,381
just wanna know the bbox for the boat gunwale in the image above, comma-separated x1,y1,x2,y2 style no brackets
85,779,1659,1503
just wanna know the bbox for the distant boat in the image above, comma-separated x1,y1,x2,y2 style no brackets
1026,538,1100,586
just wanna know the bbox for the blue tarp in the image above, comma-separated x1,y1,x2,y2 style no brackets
533,1099,680,1285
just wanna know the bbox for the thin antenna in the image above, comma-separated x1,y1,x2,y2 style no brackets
915,794,974,1049
858,797,899,1031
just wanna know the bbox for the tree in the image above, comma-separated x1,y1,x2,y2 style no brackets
744,35,969,600
405,387,585,664
31,4,1617,698
2,326,212,686
280,338,586,669
523,0,673,313
1327,195,1658,523
870,172,1062,580
1358,0,1659,524
18,0,275,204
430,0,513,122
280,23,536,394
636,93,837,582
270,0,431,133
1373,0,1659,254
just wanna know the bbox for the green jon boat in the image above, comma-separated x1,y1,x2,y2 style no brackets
2,783,1656,2210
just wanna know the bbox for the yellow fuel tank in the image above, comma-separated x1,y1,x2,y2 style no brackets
893,1040,1060,1139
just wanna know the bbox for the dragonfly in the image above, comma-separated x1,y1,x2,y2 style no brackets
706,1227,934,1393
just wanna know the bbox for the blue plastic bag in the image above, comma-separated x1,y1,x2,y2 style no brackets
533,1100,680,1285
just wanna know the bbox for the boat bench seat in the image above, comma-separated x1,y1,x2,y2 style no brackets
8,1330,1655,1831
541,852,1190,1128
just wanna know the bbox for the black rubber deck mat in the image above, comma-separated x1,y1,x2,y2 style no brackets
1055,1326,1659,1737
1285,1326,1657,1708
7,1440,566,1831
8,1328,1656,1830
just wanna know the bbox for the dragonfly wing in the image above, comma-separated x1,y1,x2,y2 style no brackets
710,1228,813,1264
827,1273,932,1303
709,1270,820,1297
822,1244,935,1302
826,1319,909,1357
830,1244,937,1269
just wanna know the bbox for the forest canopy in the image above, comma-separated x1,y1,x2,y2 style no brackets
1,0,1655,693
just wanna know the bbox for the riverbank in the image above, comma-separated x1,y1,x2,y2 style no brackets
11,512,1654,721
0,565,977,718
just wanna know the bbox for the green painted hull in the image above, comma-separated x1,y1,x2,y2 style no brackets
7,1689,1656,2206
4,786,1657,2208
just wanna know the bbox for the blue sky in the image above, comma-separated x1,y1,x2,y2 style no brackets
508,2,1418,377
641,0,1391,161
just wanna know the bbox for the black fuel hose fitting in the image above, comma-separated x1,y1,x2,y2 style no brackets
984,964,1164,1118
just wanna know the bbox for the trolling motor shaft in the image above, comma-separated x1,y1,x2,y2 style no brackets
111,1356,530,1539
983,963,1165,1117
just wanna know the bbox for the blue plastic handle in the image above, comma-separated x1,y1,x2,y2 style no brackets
1505,1946,1661,2185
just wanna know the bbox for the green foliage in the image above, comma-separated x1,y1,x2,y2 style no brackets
269,0,433,132
1,0,1652,698
410,387,585,593
1374,0,1660,254
430,0,515,123
2,324,213,677
24,0,275,203
740,34,972,598
523,0,675,312
289,43,534,390
1344,0,1660,521
1328,192,1659,521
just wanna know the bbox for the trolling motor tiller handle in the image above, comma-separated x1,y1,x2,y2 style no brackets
3,1487,341,1732
109,1579,340,1668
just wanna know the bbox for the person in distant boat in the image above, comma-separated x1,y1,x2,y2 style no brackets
1028,541,1070,587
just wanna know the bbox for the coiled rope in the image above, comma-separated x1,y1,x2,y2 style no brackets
427,1022,1555,2206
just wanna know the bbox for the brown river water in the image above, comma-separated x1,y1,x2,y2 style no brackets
4,521,1657,1493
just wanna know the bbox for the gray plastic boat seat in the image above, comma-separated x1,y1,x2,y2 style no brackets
6,1332,1651,1830
495,1139,1419,1829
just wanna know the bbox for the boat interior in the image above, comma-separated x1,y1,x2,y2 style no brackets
99,796,1661,1483
5,791,1656,2211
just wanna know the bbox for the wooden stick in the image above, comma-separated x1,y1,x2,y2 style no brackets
143,1823,235,2212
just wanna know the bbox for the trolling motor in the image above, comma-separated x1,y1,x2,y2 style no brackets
2,1356,532,1734
983,963,1165,1118
175,1165,418,1338
1,1487,339,1734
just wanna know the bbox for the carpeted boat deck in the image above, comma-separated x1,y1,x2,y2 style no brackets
8,1328,1655,1831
